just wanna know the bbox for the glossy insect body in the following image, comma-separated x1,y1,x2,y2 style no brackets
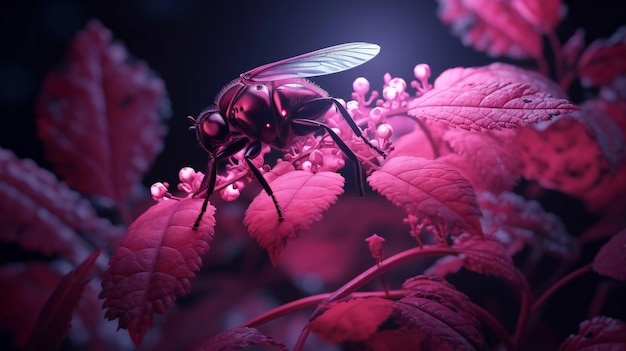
191,42,385,229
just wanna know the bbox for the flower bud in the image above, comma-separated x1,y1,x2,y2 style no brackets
382,86,398,100
150,182,169,201
221,183,240,202
414,63,431,81
309,149,325,165
301,160,313,172
178,167,197,183
388,77,407,94
352,77,370,95
376,123,393,139
369,107,384,123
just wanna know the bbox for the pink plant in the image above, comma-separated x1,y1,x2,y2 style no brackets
1,1,625,350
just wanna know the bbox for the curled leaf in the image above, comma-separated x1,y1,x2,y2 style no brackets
243,171,344,266
36,20,170,202
559,316,626,351
0,147,119,262
24,249,101,351
409,81,578,131
368,156,482,238
578,26,626,87
592,228,626,281
309,297,393,343
100,197,215,347
197,327,288,351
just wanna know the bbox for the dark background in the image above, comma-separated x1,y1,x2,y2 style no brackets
0,1,625,349
2,0,624,188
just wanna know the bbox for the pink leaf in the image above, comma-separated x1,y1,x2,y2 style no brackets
563,29,586,68
592,228,626,281
578,26,626,87
197,327,288,351
434,63,567,99
429,234,522,287
393,275,487,350
577,99,626,170
100,197,215,347
511,0,563,33
478,192,578,260
368,156,482,237
0,148,120,262
24,249,101,351
559,316,626,351
452,235,521,286
409,81,578,131
441,129,522,194
516,115,608,197
437,0,542,59
0,264,64,347
36,20,169,202
243,170,344,266
309,297,393,343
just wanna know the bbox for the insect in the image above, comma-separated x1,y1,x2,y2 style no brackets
190,42,386,229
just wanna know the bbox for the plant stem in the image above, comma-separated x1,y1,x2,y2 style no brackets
512,269,532,349
240,290,409,328
531,263,592,314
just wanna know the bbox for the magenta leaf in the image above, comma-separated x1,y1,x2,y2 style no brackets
100,197,216,347
577,26,626,87
23,249,101,351
393,275,487,351
0,148,120,262
434,63,567,99
368,156,482,238
563,29,586,68
243,170,344,266
478,192,578,260
441,129,522,194
36,20,169,203
559,316,626,351
429,234,521,287
437,0,542,59
577,99,626,170
197,327,288,351
592,228,626,281
309,297,394,343
0,264,64,347
453,235,521,286
409,81,578,131
511,0,563,33
516,115,607,196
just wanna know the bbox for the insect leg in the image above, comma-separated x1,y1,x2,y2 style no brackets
291,118,365,197
193,157,217,230
193,137,250,230
243,140,284,220
306,97,387,157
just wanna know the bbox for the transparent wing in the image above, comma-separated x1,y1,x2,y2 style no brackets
241,42,380,83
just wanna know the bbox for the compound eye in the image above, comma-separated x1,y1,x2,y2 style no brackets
201,112,227,137
195,111,230,151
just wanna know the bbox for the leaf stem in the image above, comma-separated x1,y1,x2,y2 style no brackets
470,301,514,351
